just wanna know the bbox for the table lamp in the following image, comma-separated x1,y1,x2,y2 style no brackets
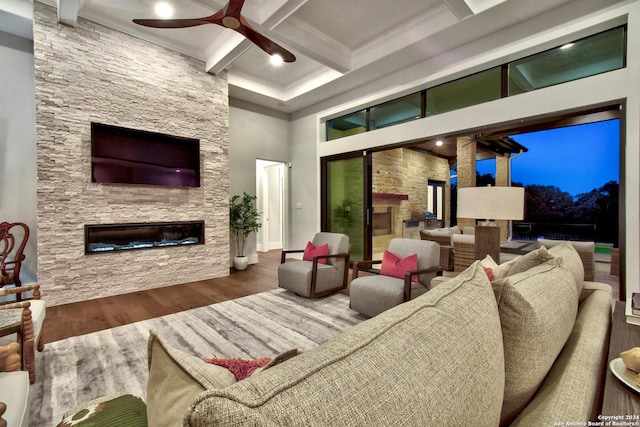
457,186,525,262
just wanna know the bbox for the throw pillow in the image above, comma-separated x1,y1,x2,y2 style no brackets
483,266,495,281
506,246,554,276
480,255,499,269
251,348,299,376
492,256,521,280
146,330,237,427
492,259,578,425
303,241,329,264
57,394,147,427
205,356,272,381
380,250,419,282
547,242,585,294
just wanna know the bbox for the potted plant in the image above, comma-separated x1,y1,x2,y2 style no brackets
229,192,262,271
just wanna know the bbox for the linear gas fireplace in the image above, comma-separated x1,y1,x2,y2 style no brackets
85,221,204,254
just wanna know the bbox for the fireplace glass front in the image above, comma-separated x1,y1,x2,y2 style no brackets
85,221,204,254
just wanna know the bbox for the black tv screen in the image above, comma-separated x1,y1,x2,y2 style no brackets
91,122,200,187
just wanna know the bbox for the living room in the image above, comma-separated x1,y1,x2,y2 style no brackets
1,0,640,425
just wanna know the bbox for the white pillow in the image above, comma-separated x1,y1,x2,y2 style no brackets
480,255,499,269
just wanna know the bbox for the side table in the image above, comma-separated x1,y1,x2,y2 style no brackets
601,301,640,416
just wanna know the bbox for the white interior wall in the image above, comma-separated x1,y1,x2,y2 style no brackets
0,32,37,284
290,1,640,299
229,101,291,260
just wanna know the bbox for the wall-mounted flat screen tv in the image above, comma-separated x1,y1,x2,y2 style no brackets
91,122,200,187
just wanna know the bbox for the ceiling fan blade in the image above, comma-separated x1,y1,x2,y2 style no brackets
225,0,246,18
235,25,296,62
132,18,212,29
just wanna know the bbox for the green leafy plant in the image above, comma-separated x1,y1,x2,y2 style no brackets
230,192,262,257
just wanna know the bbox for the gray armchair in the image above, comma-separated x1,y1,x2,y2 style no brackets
349,238,442,317
278,232,350,298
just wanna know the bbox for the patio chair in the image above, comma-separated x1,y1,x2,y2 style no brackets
453,234,475,272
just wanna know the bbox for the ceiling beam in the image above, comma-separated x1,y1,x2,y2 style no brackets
442,0,475,20
204,29,252,75
56,0,83,27
270,16,351,73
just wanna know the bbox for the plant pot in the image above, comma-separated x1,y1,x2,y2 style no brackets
233,256,249,271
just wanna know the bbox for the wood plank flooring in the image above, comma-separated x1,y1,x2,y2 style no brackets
41,250,282,344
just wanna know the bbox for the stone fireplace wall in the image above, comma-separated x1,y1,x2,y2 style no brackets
372,148,450,255
33,3,229,306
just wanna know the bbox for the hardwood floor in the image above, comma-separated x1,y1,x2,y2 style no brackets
41,250,282,344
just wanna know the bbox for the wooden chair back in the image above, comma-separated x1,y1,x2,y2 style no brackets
0,222,30,288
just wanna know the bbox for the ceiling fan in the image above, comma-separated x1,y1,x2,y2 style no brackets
132,0,296,62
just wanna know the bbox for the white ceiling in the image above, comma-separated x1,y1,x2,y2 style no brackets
0,0,628,114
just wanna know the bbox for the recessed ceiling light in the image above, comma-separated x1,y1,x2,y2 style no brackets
270,54,284,66
560,42,575,50
435,140,444,147
155,2,174,19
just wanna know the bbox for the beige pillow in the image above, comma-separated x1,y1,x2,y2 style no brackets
492,256,521,280
547,242,584,293
480,254,499,269
492,260,578,425
146,330,237,427
507,246,554,276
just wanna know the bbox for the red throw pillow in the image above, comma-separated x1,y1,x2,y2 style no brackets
205,356,272,381
483,266,495,281
303,241,329,264
380,250,419,282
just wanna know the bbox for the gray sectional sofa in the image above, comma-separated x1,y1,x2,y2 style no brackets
143,242,612,426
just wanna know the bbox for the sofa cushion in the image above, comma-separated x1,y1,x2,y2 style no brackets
509,285,613,426
146,330,237,427
547,242,585,294
492,259,578,425
506,246,554,276
186,262,505,426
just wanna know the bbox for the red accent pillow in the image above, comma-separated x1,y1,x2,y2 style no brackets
303,241,329,264
483,266,495,281
205,356,272,381
380,250,419,282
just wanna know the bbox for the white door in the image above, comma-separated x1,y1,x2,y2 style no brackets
256,160,286,252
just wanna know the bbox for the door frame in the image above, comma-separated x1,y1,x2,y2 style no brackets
320,150,372,262
256,159,288,252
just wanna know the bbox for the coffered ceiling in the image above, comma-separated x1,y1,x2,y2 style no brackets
0,0,628,114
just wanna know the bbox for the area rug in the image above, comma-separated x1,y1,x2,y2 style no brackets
29,289,366,426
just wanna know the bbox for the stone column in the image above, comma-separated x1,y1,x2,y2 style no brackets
456,136,476,230
495,154,510,240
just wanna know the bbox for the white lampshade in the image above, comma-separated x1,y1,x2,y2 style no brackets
457,186,524,220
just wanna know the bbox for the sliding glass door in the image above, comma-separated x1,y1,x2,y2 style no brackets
321,152,371,262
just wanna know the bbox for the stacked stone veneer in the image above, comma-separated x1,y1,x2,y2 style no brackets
372,148,450,253
33,3,230,306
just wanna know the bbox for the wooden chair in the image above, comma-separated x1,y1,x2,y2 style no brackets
0,341,29,427
0,284,45,384
0,222,30,300
1,341,24,427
